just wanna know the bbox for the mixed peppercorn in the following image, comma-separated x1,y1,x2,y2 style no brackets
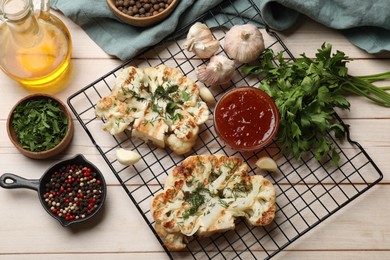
114,0,174,17
42,164,104,222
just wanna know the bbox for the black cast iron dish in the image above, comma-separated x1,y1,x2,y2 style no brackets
0,154,106,227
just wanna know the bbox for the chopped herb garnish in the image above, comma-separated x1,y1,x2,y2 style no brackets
167,84,179,94
165,101,183,122
143,117,156,126
121,86,145,101
223,161,237,172
196,156,206,172
12,98,68,152
154,86,171,100
154,85,178,101
182,90,191,102
126,107,137,114
186,176,196,187
166,101,178,115
151,86,184,123
208,169,220,183
182,191,205,219
232,182,252,196
182,183,206,219
152,103,162,114
218,199,230,208
170,112,183,123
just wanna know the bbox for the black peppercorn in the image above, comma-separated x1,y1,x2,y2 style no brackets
114,0,173,18
42,164,104,221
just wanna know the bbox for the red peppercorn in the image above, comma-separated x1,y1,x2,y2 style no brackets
43,163,104,222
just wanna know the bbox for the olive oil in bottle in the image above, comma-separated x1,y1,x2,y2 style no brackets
0,0,72,87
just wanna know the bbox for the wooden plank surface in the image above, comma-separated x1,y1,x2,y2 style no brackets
1,8,390,260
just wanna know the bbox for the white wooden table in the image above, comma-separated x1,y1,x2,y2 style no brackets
1,10,390,260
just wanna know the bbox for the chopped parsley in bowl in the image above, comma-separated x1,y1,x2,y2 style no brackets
7,93,74,159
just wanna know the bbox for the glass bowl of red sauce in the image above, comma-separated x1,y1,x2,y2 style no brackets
214,86,280,152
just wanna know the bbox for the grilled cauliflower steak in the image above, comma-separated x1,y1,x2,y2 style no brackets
151,154,276,251
95,65,210,154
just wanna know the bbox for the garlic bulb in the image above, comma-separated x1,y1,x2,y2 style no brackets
183,22,220,59
224,24,265,63
196,55,235,86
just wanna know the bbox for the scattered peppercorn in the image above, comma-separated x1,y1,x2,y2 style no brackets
42,164,104,222
114,0,173,18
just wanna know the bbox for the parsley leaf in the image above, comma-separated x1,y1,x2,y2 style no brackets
244,43,390,165
12,98,68,152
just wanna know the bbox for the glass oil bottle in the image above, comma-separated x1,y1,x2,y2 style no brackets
0,0,72,87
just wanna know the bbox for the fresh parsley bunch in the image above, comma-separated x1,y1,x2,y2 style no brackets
243,43,390,165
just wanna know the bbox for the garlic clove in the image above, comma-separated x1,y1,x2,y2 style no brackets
199,86,216,104
116,148,141,166
192,39,220,59
224,24,265,64
196,55,235,86
255,157,278,172
183,22,220,59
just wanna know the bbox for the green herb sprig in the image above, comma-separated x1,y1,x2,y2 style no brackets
152,85,187,123
243,43,390,165
12,98,68,152
182,188,205,219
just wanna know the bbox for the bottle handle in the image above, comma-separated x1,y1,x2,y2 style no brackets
39,0,50,20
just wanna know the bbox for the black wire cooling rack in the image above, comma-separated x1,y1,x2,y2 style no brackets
67,0,383,259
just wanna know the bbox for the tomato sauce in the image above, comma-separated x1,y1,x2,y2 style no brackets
214,87,279,151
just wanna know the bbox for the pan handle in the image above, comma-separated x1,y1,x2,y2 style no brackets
0,173,40,191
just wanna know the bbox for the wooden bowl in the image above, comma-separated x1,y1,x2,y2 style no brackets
7,94,74,159
106,0,179,27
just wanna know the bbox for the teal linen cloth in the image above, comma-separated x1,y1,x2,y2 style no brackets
51,0,390,60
